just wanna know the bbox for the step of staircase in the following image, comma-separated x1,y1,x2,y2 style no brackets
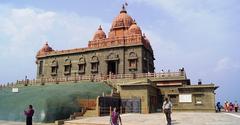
64,122,108,125
83,109,97,117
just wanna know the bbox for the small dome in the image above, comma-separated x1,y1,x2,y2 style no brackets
93,25,106,40
129,20,142,35
111,5,134,30
37,42,54,56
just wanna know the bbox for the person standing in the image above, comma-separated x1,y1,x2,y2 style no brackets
24,105,34,125
216,102,221,112
162,97,172,125
229,102,234,112
224,101,230,112
234,101,239,112
110,107,122,125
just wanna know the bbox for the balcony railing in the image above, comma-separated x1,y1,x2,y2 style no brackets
1,71,186,88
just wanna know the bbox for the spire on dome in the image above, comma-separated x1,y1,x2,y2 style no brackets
45,41,49,45
132,19,137,24
143,33,146,37
109,3,134,37
98,25,102,30
120,4,127,13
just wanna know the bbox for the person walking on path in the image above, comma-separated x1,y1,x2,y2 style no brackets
24,105,34,125
110,107,122,125
234,101,239,112
162,97,172,125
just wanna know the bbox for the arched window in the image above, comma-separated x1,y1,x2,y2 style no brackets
90,56,99,73
128,52,138,71
106,53,119,61
64,59,71,75
78,56,86,74
51,60,58,76
38,60,43,75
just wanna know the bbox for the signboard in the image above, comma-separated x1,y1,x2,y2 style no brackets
12,88,19,93
196,100,202,104
179,94,192,103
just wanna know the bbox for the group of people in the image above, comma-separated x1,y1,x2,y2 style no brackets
25,99,172,125
216,101,239,112
110,97,173,125
224,101,239,112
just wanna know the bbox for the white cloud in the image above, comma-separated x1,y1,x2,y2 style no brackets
0,6,110,83
0,7,109,57
214,57,240,72
131,0,236,46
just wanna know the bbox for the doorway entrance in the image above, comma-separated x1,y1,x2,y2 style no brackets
121,98,141,113
107,61,117,74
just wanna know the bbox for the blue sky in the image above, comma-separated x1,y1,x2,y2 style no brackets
0,0,239,103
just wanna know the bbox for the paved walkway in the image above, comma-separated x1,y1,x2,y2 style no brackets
0,121,54,125
1,112,240,125
65,112,240,125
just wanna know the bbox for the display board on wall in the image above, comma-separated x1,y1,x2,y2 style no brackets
179,94,192,102
12,88,19,93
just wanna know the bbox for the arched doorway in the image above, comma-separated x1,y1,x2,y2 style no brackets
106,53,119,75
107,61,117,74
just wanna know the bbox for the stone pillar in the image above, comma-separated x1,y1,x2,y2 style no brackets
110,106,112,116
96,96,100,116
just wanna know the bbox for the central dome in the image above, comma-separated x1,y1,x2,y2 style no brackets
111,5,134,30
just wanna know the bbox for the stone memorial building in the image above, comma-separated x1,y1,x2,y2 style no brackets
35,5,218,113
36,5,154,79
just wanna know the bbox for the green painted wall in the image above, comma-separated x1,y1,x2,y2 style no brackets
0,82,111,122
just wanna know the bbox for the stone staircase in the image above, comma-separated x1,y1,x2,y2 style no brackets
104,78,123,92
83,109,98,117
103,80,117,90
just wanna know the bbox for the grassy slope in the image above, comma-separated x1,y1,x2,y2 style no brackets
0,82,111,122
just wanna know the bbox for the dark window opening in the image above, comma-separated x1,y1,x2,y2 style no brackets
129,59,137,69
91,63,98,73
51,66,58,76
64,65,71,75
39,61,43,75
108,61,117,74
78,64,85,74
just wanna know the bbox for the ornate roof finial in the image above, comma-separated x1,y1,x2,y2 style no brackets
120,4,127,13
98,25,102,30
132,19,137,24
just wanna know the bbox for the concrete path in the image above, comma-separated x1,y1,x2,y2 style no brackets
65,112,240,125
0,121,54,125
1,112,240,125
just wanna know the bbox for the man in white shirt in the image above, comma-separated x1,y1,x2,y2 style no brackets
162,97,172,125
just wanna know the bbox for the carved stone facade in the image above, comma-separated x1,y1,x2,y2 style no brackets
36,5,154,79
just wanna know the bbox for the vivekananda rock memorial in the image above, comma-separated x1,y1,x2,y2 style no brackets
0,5,218,123
36,5,154,78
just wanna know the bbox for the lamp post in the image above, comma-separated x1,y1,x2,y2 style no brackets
24,75,28,86
74,72,77,83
